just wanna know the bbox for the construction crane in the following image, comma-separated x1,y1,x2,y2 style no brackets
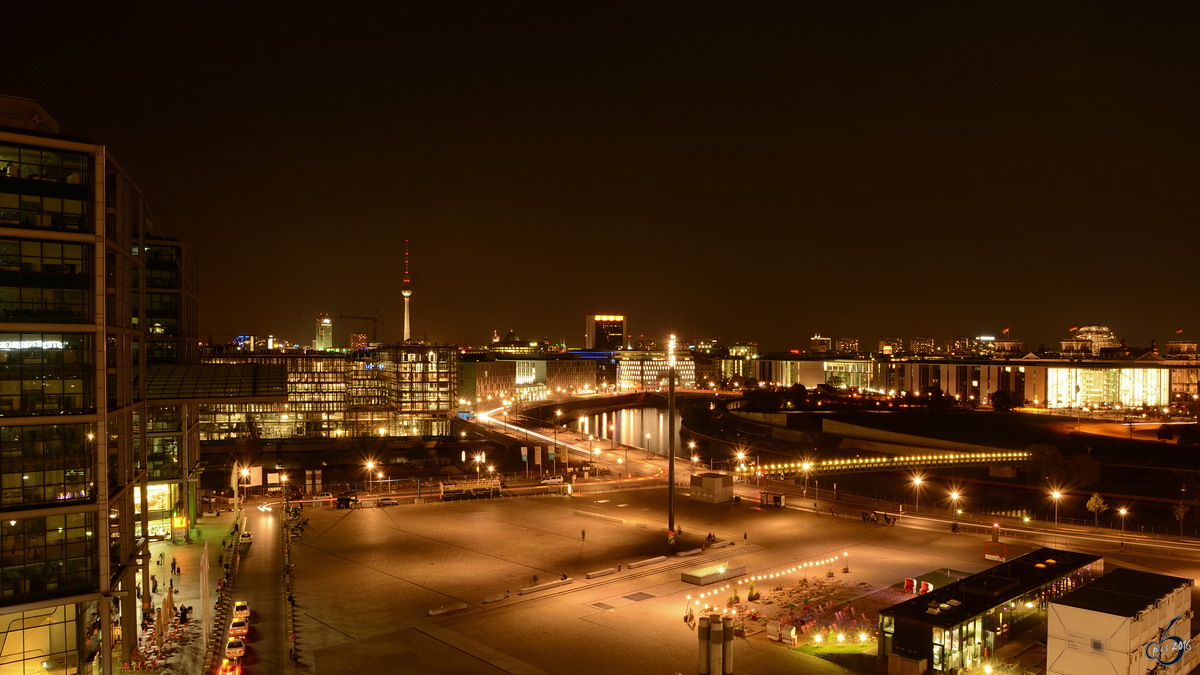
339,309,382,344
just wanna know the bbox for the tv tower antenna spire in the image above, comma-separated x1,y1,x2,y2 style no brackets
401,239,412,342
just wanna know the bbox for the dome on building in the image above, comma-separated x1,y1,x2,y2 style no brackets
503,330,521,343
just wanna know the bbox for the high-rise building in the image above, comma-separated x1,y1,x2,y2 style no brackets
810,334,832,353
401,240,412,342
911,337,936,355
314,314,332,350
350,332,369,350
0,95,190,671
878,337,904,355
585,315,625,350
835,338,860,355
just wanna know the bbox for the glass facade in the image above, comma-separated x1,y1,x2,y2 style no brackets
0,144,92,234
1,513,96,604
1045,366,1171,408
0,334,92,416
0,240,91,324
0,605,81,674
0,424,94,507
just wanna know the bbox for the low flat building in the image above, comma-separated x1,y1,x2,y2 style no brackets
879,547,1103,674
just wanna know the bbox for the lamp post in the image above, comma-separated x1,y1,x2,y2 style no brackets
1119,507,1127,549
645,433,651,459
912,477,922,512
366,461,375,492
802,462,811,498
554,410,562,472
1052,491,1061,529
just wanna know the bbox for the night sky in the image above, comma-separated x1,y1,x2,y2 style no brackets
8,4,1200,352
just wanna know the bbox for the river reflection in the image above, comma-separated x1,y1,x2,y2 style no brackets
570,406,682,458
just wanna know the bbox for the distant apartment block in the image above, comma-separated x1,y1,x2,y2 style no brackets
585,314,625,350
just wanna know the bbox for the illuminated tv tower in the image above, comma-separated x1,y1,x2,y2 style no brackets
402,240,412,342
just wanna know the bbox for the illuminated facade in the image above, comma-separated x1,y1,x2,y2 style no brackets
614,350,695,390
878,337,903,355
835,338,859,355
0,96,202,672
809,335,831,353
314,315,332,351
200,344,458,439
911,336,936,355
585,315,625,351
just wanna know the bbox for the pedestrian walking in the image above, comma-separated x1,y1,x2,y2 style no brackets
581,529,586,541
151,575,158,593
221,538,226,550
829,506,835,517
743,532,747,543
170,557,176,574
218,553,224,566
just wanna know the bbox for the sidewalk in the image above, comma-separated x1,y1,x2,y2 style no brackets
119,508,242,673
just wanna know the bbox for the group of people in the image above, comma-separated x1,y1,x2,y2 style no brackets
862,511,896,526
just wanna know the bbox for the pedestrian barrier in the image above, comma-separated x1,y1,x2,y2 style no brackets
628,556,666,569
586,568,617,579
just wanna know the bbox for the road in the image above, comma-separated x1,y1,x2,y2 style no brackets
230,505,287,673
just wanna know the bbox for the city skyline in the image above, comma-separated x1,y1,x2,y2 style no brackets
6,5,1200,352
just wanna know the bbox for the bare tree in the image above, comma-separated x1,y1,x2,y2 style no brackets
1174,502,1191,538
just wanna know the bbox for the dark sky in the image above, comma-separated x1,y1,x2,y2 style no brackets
8,4,1200,352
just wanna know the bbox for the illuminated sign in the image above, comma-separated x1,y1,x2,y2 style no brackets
0,340,63,350
1146,615,1193,666
172,515,188,529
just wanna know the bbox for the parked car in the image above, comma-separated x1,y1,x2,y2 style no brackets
225,637,246,659
315,492,333,501
233,601,249,619
541,475,564,485
239,531,253,546
377,497,399,506
229,618,249,636
336,496,358,509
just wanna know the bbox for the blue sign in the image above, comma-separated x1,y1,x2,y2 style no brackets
1146,614,1193,666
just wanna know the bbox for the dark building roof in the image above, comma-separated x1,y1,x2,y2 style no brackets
1053,568,1192,618
147,364,287,401
881,547,1102,629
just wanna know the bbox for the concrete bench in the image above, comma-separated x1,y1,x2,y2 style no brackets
586,568,617,579
483,593,509,603
518,578,573,595
676,548,703,557
628,556,666,569
711,541,734,549
428,601,469,615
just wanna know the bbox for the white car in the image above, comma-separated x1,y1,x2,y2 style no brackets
316,492,333,501
229,618,249,636
233,601,249,619
239,531,252,546
226,637,246,659
377,497,399,506
541,475,564,485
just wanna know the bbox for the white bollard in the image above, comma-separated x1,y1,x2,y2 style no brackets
698,616,710,675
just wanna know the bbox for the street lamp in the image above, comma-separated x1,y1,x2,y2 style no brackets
554,410,562,471
1119,507,1127,548
645,433,651,459
802,462,811,498
912,476,922,512
366,461,375,491
1052,491,1061,528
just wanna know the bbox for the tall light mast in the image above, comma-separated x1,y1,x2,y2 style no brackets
401,239,412,342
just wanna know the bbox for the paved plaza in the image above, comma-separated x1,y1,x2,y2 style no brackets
282,486,1035,675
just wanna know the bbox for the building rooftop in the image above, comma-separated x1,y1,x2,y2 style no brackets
1053,567,1192,618
881,547,1102,628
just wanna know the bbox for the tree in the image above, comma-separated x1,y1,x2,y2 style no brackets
1174,502,1191,537
783,384,808,409
991,390,1013,412
1085,493,1108,527
1068,455,1102,488
1026,444,1065,485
